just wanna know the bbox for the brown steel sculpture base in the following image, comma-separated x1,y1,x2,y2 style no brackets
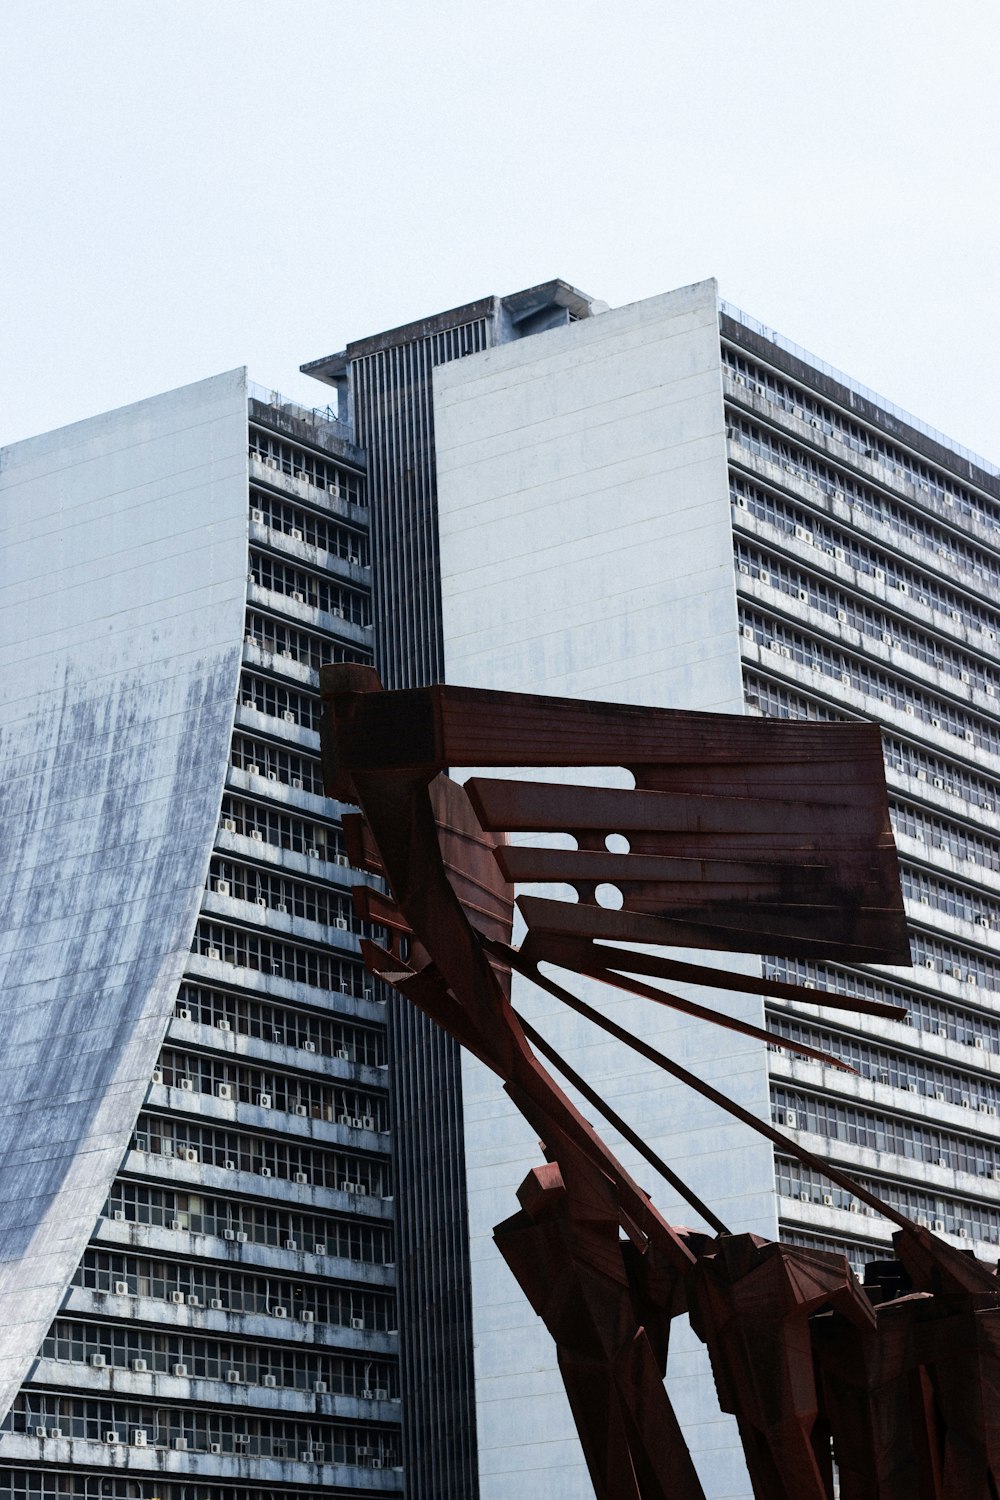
320,665,1000,1500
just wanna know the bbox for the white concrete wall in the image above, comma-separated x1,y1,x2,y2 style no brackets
435,281,774,1500
0,371,249,1417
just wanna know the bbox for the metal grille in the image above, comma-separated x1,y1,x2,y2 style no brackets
348,311,493,1500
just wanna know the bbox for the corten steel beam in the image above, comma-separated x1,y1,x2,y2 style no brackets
320,666,1000,1500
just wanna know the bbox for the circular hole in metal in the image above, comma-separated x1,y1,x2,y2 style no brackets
605,833,630,855
595,883,624,910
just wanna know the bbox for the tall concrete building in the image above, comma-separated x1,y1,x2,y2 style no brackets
2,278,999,1500
305,278,1000,1499
0,371,404,1499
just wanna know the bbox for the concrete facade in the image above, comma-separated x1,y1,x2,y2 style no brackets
0,370,248,1417
434,281,777,1499
0,374,403,1497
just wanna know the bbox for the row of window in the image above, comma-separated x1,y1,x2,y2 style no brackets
0,1477,354,1500
249,550,369,627
156,1047,386,1131
777,1228,884,1281
240,672,320,732
175,984,386,1067
901,867,1000,931
132,1115,390,1197
192,921,368,997
218,794,345,859
734,537,999,696
207,857,358,929
763,958,1000,1050
733,474,1000,641
722,349,999,535
892,801,1000,875
740,606,1000,758
772,1085,1000,1177
74,1249,393,1329
244,612,369,678
105,1183,393,1264
728,417,1000,592
231,732,325,796
39,1323,396,1399
768,1015,999,1110
742,672,1000,814
250,487,368,566
774,1156,1000,1244
248,429,363,508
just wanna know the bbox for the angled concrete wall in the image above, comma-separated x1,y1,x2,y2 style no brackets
0,370,249,1417
435,281,774,1500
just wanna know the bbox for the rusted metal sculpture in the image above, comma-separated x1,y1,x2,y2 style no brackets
320,665,1000,1500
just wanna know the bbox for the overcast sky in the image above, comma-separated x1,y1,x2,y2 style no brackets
3,1,998,463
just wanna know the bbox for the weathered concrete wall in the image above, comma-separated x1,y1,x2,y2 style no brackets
0,370,249,1417
435,282,773,1500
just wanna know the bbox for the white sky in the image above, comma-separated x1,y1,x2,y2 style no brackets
3,0,999,462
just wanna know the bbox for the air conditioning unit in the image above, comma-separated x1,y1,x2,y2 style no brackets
295,1171,309,1184
209,1442,222,1455
216,1018,231,1032
207,947,221,961
256,895,267,907
784,1111,797,1128
237,1231,248,1243
313,1243,326,1256
187,1294,200,1307
798,1191,810,1202
362,1115,375,1130
173,1437,188,1450
934,1091,945,1101
305,1041,318,1054
290,528,303,541
273,1306,288,1318
150,1070,162,1084
263,1374,277,1388
283,710,296,723
284,1238,298,1250
374,1388,388,1400
300,1449,315,1463
214,880,230,896
307,846,320,858
351,1316,365,1330
934,1219,945,1231
246,763,260,776
90,1353,106,1368
314,1379,328,1393
335,1047,349,1061
182,1148,199,1163
261,1167,272,1178
251,507,264,522
292,777,303,789
172,1290,185,1304
173,1362,188,1377
335,853,350,867
823,1195,833,1207
268,769,279,780
335,917,349,931
276,902,288,914
250,828,264,841
131,1358,147,1372
301,1310,315,1323
224,1229,236,1240
295,1105,308,1117
290,591,304,604
104,1432,120,1446
132,1430,148,1447
226,1370,241,1383
211,1298,224,1310
258,1093,272,1109
362,1389,374,1400
114,1280,129,1295
179,1079,193,1093
223,818,237,832
113,1210,126,1222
